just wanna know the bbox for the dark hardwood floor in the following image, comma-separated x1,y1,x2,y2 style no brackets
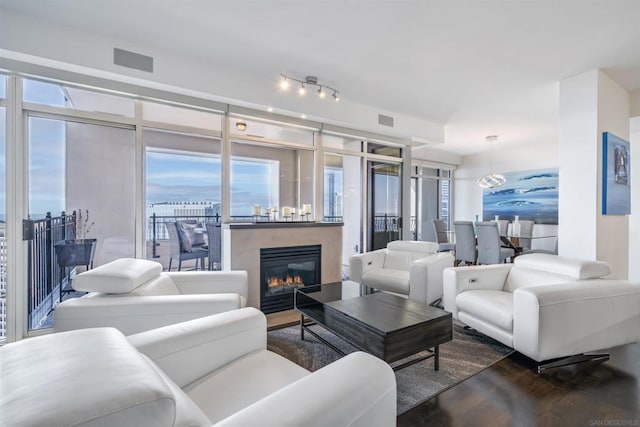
398,343,640,426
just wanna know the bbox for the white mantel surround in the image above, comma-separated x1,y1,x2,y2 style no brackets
221,222,343,309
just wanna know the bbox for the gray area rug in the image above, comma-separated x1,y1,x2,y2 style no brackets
267,322,512,414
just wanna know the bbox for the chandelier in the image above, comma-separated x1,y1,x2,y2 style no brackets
278,74,340,101
477,135,506,189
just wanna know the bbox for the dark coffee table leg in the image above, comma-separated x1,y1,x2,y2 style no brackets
435,345,440,371
300,314,305,340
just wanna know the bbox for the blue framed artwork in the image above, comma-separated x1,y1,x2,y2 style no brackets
482,168,559,224
602,132,631,215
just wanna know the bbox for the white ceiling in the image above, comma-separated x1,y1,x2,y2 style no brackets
2,0,640,156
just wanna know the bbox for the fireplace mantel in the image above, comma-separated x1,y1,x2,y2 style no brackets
221,222,343,310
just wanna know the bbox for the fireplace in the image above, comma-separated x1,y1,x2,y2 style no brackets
260,244,321,313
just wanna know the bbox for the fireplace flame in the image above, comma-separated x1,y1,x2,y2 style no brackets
268,275,304,288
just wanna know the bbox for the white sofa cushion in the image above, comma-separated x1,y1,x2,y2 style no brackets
184,349,309,424
73,258,164,294
504,267,576,293
0,328,178,427
386,240,438,254
514,253,611,280
362,268,410,294
456,290,513,331
130,273,181,296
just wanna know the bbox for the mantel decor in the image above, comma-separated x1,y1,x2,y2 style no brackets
602,132,631,215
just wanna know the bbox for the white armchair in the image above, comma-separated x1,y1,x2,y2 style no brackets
349,240,454,305
54,258,248,335
2,308,397,426
443,253,640,370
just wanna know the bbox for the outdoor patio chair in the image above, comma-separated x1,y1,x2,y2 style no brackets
167,221,207,271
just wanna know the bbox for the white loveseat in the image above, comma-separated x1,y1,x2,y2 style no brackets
1,308,397,426
349,241,454,305
443,253,640,369
55,258,248,335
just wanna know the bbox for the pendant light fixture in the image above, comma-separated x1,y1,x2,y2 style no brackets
477,135,506,189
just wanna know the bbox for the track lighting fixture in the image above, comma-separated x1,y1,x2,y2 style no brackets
278,74,340,102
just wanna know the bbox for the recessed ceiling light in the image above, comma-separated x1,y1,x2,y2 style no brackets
267,107,273,112
235,121,247,131
301,114,306,119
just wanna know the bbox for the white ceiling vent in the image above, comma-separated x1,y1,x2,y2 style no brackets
114,48,154,73
378,114,394,127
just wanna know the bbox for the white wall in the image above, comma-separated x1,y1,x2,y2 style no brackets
558,70,630,279
453,138,558,222
595,72,630,279
558,70,599,260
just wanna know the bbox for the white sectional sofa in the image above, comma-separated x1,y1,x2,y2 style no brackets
55,258,249,335
443,253,640,370
349,240,454,305
2,308,397,426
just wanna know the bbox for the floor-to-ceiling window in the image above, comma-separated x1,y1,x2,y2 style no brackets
0,74,7,343
323,152,363,270
142,103,223,270
230,117,316,220
322,134,364,272
23,78,137,330
411,165,453,241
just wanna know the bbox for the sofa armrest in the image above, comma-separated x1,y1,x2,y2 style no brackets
443,264,512,318
215,351,396,427
54,294,243,335
348,250,386,283
166,270,249,301
128,307,266,389
513,280,640,361
408,252,455,305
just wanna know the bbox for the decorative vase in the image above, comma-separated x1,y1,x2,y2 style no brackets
512,215,521,237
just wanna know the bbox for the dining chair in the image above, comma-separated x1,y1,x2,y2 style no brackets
497,219,509,236
167,222,207,271
206,222,222,271
515,220,535,250
432,219,455,252
476,221,515,265
453,221,477,265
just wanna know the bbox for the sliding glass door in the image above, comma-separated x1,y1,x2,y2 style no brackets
368,161,401,250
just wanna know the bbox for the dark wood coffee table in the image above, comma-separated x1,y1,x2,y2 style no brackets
294,282,452,370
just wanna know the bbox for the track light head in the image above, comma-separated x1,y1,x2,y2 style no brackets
333,91,340,102
279,76,290,91
298,83,306,95
318,86,326,99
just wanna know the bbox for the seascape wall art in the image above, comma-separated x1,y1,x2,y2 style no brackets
482,168,559,224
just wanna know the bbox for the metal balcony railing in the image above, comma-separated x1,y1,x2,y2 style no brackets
23,211,77,329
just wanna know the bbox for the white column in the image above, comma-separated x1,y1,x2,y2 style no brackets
559,70,630,278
